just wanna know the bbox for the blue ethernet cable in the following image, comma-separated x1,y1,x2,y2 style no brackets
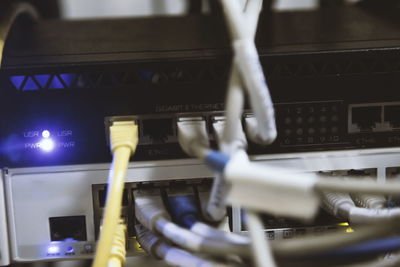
167,194,198,228
312,236,400,260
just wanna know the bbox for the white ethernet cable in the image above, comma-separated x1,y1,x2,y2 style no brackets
216,2,277,265
322,191,400,224
213,117,276,266
224,151,320,221
134,187,400,259
177,116,232,222
315,177,400,195
177,116,210,158
196,184,251,244
246,211,277,267
349,177,387,209
158,161,400,256
209,116,247,221
207,0,264,223
213,116,247,155
220,0,277,145
190,222,249,245
221,153,400,221
351,193,386,209
221,0,272,150
133,188,250,257
135,224,233,267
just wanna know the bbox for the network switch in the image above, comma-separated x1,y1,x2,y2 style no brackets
2,4,400,266
5,147,400,262
1,6,400,167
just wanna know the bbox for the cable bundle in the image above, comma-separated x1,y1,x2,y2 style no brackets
170,1,400,266
95,1,400,267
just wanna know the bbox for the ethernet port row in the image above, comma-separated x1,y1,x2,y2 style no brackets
91,179,212,253
318,168,377,178
348,102,400,134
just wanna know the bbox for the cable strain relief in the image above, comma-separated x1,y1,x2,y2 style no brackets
135,204,170,232
134,224,163,259
109,223,127,264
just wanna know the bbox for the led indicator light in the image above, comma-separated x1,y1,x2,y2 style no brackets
42,130,50,138
47,246,59,254
66,246,74,253
39,138,55,152
84,244,93,253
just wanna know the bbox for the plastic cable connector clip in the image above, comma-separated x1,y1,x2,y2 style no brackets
205,151,229,173
225,151,319,221
134,190,170,231
134,224,162,258
109,121,138,153
177,118,210,158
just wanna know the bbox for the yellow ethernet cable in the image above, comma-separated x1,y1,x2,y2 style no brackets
0,2,38,67
108,222,127,267
92,121,138,267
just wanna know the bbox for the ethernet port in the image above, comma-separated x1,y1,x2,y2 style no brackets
350,106,381,132
49,216,87,241
141,118,174,144
384,105,400,128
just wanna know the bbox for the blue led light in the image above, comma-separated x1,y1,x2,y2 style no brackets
47,246,59,254
66,246,74,253
84,244,93,252
39,138,55,152
49,76,64,89
42,130,50,138
35,74,51,88
60,74,76,87
22,77,39,91
9,75,25,89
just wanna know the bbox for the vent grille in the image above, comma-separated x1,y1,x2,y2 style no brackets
9,74,77,91
261,55,400,78
7,53,400,91
8,66,228,91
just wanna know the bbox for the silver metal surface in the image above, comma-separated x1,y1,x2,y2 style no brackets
0,172,10,265
5,147,400,262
